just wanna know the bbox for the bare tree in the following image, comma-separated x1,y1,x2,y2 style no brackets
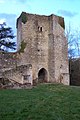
66,24,80,59
66,24,80,85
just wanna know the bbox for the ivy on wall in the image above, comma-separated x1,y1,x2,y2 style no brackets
21,12,27,24
19,41,26,53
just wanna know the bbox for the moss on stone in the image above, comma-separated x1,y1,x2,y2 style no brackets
21,12,27,24
19,41,26,53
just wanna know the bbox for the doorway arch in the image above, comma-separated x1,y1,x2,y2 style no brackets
38,68,47,83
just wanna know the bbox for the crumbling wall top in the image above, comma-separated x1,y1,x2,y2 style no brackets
16,12,65,29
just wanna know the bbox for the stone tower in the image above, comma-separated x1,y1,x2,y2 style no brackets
17,12,69,85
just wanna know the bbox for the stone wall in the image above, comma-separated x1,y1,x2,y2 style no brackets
0,52,33,85
0,12,69,86
0,52,17,70
17,13,49,82
70,58,80,86
1,64,32,85
17,12,69,85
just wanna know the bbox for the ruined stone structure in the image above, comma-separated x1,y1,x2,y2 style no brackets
16,12,69,85
0,12,69,86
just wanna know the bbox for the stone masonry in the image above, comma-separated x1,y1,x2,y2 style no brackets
16,12,69,85
0,12,69,86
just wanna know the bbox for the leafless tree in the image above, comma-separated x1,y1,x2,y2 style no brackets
66,24,80,59
66,24,80,85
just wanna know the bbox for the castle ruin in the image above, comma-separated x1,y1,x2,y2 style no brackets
0,12,69,87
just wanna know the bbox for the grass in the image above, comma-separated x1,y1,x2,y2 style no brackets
0,83,80,120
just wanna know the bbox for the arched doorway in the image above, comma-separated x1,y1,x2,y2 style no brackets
38,68,47,83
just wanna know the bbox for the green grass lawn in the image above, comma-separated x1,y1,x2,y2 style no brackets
0,83,80,120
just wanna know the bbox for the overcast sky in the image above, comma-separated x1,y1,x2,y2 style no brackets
0,0,80,34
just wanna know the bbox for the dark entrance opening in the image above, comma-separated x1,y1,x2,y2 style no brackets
38,68,47,83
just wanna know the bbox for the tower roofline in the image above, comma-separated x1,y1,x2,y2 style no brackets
16,11,65,29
